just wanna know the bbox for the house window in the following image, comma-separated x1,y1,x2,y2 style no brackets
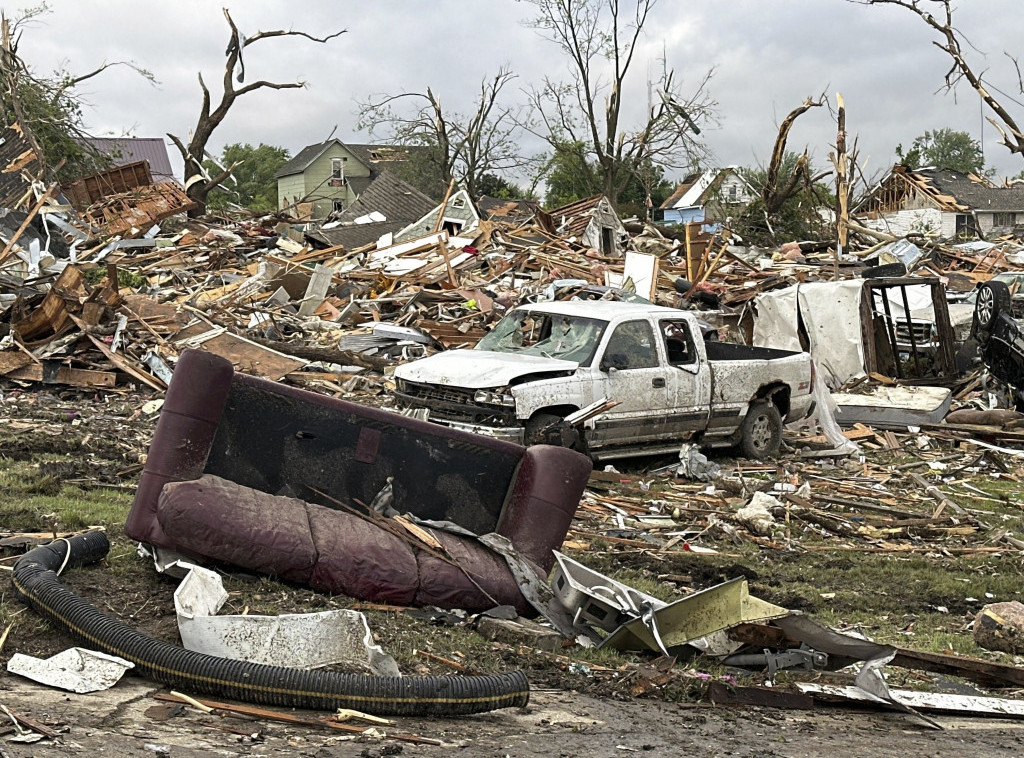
993,212,1017,227
333,200,345,213
451,196,466,210
331,158,345,180
727,184,738,201
955,213,978,238
441,218,465,236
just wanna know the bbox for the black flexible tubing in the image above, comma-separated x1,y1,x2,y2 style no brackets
12,531,529,716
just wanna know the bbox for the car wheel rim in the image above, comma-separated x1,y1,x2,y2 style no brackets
978,288,993,324
751,415,772,450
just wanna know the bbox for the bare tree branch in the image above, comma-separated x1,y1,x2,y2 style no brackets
854,0,1024,158
168,9,345,215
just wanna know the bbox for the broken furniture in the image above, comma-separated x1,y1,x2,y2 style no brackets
125,349,592,614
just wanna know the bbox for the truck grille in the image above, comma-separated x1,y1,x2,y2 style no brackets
395,381,515,426
895,321,933,344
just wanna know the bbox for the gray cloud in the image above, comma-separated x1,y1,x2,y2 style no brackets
19,0,1024,187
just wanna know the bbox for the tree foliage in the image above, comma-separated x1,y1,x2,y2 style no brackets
732,153,833,245
896,128,986,174
541,140,671,217
523,0,715,210
201,142,289,212
357,68,526,202
0,5,155,180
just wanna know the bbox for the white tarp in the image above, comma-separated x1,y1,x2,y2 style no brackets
753,280,866,388
173,564,399,675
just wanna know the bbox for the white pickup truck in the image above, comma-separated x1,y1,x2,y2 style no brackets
393,301,816,460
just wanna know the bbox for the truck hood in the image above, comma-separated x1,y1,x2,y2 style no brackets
395,350,578,389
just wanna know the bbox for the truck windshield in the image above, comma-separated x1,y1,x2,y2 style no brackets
476,310,607,365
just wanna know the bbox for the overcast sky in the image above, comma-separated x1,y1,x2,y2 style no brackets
20,0,1024,192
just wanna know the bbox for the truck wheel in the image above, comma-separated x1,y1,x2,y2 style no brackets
975,281,1011,332
525,413,587,454
740,401,782,459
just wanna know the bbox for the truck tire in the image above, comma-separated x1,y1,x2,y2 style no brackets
739,401,782,459
525,413,587,454
975,281,1011,332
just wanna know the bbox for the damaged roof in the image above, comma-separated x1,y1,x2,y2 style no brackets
274,140,416,179
548,194,608,238
477,196,543,226
80,137,175,182
917,168,1024,212
334,171,435,225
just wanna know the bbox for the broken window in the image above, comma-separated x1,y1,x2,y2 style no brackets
600,226,615,256
993,212,1017,227
476,310,606,365
660,319,697,366
603,320,658,370
331,158,345,182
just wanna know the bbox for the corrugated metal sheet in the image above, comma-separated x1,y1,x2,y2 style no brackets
80,137,175,182
0,122,40,209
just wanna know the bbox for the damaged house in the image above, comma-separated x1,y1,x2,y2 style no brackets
548,194,626,257
304,171,436,251
858,164,1024,239
274,139,413,220
659,167,755,227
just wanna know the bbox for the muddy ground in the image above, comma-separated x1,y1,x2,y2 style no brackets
2,384,1024,755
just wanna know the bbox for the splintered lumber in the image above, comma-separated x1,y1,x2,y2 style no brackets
0,182,59,267
154,693,441,745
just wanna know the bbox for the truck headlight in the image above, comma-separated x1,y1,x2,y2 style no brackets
474,390,516,407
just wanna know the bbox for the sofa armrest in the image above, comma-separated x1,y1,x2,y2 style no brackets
124,349,234,546
496,445,591,572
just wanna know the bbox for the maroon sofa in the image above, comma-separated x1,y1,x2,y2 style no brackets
125,349,591,613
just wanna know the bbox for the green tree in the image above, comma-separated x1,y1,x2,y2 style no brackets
541,140,670,217
896,128,986,174
732,153,833,245
0,6,155,180
475,173,529,200
202,143,289,212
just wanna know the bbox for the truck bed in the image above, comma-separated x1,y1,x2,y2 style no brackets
704,341,801,362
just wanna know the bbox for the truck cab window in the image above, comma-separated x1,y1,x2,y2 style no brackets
603,320,658,370
661,320,696,366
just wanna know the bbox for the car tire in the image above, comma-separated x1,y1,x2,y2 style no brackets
525,412,588,455
739,401,782,460
975,281,1011,332
860,262,907,278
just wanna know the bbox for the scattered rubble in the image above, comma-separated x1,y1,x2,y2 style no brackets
8,118,1024,749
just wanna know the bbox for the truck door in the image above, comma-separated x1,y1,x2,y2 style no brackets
591,319,674,445
659,318,712,437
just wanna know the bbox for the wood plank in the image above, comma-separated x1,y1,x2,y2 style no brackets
6,363,117,388
0,351,33,375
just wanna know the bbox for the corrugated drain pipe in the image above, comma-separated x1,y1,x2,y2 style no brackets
12,531,529,716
